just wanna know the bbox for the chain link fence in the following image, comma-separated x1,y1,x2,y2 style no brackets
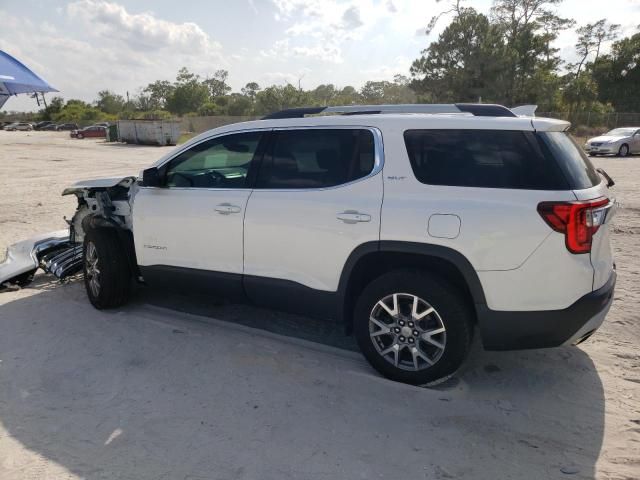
539,112,640,132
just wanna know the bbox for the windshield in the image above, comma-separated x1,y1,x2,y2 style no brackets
606,128,636,136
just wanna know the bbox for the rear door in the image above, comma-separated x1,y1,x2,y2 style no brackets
243,127,383,303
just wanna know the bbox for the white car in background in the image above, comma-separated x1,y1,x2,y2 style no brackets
4,122,34,131
584,127,640,157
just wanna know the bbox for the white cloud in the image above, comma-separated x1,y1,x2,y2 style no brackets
265,0,393,64
261,38,343,63
66,0,222,56
0,2,230,112
362,55,413,81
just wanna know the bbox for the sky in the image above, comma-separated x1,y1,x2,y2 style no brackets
1,0,639,112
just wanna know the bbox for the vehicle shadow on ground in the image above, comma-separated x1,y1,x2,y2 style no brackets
0,279,605,479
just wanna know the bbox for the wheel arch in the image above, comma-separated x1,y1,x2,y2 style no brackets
81,214,141,280
337,241,486,332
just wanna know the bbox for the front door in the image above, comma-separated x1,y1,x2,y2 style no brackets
133,131,266,279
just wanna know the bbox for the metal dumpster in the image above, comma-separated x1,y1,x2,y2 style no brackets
116,120,181,146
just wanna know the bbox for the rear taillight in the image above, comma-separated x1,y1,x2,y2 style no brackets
537,198,610,254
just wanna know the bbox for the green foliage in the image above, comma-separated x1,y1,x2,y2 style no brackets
361,77,416,104
411,0,573,107
41,96,64,120
254,84,314,115
591,31,640,111
165,67,210,115
52,99,109,123
95,90,126,114
411,9,506,103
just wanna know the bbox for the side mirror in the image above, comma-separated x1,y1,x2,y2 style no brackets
142,167,163,187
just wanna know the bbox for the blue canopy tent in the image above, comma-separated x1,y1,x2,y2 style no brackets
0,50,58,109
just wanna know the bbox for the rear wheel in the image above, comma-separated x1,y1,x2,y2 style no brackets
618,144,629,157
354,270,473,385
83,228,131,309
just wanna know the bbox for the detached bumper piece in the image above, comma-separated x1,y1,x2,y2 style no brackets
40,244,83,279
0,230,83,288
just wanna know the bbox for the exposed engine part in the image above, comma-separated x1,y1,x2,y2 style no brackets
1,177,138,288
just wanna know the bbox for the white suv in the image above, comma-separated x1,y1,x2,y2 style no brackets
0,104,617,385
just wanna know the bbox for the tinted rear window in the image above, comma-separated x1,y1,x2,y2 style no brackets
536,132,600,189
404,129,569,190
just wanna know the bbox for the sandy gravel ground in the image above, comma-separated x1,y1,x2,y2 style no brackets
0,131,638,480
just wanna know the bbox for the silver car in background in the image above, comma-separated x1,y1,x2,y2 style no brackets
584,127,640,157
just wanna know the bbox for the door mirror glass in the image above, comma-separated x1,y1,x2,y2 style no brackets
142,167,163,187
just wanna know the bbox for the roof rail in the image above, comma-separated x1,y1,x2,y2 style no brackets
261,103,517,120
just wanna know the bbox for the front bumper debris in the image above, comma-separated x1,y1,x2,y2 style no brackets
0,230,83,288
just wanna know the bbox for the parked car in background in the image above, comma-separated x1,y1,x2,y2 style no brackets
56,123,79,131
40,123,59,131
584,127,640,157
4,122,34,131
71,125,107,139
34,121,54,130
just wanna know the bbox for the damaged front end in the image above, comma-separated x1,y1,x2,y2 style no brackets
0,176,137,288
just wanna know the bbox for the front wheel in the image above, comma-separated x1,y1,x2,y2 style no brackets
354,270,473,385
83,228,131,309
618,144,629,157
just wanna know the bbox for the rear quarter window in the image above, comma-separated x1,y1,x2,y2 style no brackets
403,129,569,190
536,132,600,189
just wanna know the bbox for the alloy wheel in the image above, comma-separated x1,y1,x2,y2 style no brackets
85,241,101,297
368,293,446,371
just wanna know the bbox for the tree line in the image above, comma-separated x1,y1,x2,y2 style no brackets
410,0,639,116
32,71,416,124
4,0,639,124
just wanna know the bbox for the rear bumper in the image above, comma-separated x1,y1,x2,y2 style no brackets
478,270,616,350
585,145,616,154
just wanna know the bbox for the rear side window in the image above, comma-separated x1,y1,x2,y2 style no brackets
256,129,375,189
536,132,600,189
404,129,569,190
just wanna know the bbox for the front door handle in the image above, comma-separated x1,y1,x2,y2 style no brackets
215,203,242,215
337,210,371,224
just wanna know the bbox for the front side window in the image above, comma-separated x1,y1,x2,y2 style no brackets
256,129,375,189
404,129,569,190
165,132,263,189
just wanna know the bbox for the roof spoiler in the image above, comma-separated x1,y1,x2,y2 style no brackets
510,105,538,117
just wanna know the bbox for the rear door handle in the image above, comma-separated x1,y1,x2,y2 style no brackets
337,210,371,224
215,203,242,215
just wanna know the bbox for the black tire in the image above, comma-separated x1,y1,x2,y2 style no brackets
618,144,629,157
83,228,131,309
354,269,473,385
77,133,84,139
